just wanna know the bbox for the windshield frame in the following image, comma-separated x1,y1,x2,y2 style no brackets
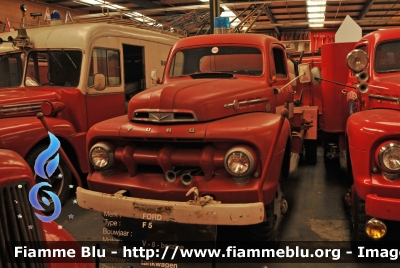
167,45,264,79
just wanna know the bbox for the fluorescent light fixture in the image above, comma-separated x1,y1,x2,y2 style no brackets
77,0,101,5
221,5,242,28
221,11,235,17
76,0,126,10
101,4,126,10
307,0,326,28
125,11,158,26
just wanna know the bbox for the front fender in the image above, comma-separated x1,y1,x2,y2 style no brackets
0,116,88,172
347,109,400,200
42,221,95,268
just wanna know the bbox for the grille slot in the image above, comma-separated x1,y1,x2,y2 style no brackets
173,112,194,120
0,182,46,268
0,102,42,117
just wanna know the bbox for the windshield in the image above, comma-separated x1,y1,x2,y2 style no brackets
0,52,23,88
25,50,82,87
169,46,263,77
375,40,400,73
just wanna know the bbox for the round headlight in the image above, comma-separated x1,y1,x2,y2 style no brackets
89,142,114,169
224,146,256,177
378,143,400,172
347,49,368,73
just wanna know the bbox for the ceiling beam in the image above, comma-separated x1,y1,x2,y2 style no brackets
358,0,376,20
265,5,280,35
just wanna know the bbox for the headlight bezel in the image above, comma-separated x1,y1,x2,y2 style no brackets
224,146,257,178
346,49,369,73
89,142,115,170
376,141,400,181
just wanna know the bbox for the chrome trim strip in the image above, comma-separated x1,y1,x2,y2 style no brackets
224,98,269,109
369,94,400,105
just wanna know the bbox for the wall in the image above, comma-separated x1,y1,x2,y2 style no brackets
0,0,88,30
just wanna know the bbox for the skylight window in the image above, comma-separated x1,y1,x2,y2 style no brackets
307,0,326,28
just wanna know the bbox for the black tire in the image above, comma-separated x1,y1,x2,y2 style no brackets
351,193,370,242
323,147,329,163
249,200,276,241
25,144,72,213
304,140,317,165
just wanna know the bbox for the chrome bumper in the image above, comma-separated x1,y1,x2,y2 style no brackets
76,187,265,225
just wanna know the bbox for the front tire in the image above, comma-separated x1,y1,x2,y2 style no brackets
25,144,72,213
351,193,370,242
249,201,276,241
249,182,287,242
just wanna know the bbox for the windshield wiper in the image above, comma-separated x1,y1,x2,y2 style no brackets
63,50,77,69
49,51,63,68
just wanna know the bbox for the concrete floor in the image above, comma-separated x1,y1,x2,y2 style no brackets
56,147,397,268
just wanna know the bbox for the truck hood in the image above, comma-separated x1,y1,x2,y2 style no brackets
127,78,271,122
0,88,59,118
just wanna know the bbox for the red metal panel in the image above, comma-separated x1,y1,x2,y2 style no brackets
365,194,400,221
85,93,125,129
321,42,356,133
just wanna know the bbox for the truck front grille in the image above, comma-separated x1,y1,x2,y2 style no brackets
115,142,228,181
0,102,42,117
0,182,46,268
132,109,197,123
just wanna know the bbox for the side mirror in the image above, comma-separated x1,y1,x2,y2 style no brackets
298,63,311,83
310,67,322,85
93,73,106,91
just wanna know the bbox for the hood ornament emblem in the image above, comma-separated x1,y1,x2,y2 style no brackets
150,113,171,121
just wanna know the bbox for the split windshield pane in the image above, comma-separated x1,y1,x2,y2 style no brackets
0,52,23,88
25,50,82,87
375,41,400,73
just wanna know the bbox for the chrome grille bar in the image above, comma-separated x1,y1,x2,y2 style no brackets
0,182,45,268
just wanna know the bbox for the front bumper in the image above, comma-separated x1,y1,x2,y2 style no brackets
77,187,265,225
365,194,400,221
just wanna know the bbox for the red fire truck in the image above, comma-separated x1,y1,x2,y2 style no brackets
313,28,400,241
0,148,94,267
0,18,180,209
77,33,316,241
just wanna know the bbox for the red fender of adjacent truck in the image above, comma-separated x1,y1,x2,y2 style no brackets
0,116,88,173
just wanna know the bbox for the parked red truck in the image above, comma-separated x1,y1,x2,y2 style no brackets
0,17,180,209
0,148,94,267
77,33,316,240
313,29,400,241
